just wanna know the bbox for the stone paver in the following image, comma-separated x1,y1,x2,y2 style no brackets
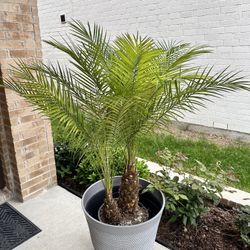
10,186,167,250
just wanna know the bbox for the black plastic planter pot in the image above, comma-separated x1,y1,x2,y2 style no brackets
82,176,165,250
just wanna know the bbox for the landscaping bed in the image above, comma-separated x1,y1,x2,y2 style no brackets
157,203,248,250
57,175,84,198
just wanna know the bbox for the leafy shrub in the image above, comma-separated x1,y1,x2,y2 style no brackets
236,205,250,246
136,160,151,180
54,138,150,188
74,150,151,186
74,147,125,187
149,148,226,227
54,140,80,177
57,166,72,178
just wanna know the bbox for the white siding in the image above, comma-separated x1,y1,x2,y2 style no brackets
38,0,250,133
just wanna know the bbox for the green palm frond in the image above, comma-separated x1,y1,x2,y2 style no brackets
2,20,250,188
5,61,88,141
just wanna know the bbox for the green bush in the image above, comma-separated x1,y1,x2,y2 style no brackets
54,140,79,178
74,148,151,186
73,147,125,187
54,138,150,188
236,205,250,247
148,148,226,227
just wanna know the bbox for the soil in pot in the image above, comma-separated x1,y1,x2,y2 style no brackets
99,200,149,225
157,203,249,250
85,186,162,223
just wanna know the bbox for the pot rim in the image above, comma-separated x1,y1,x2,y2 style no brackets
81,176,165,228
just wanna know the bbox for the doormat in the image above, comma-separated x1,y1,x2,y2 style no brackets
0,202,41,250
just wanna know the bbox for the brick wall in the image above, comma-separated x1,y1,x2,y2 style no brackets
0,0,56,201
38,0,250,134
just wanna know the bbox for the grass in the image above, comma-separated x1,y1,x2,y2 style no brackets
137,133,250,192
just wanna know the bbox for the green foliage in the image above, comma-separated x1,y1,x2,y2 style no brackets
54,138,151,187
74,147,125,186
236,205,250,246
74,152,151,186
149,148,226,227
54,140,80,171
54,140,78,178
3,20,250,195
138,133,249,192
57,166,72,178
136,160,151,180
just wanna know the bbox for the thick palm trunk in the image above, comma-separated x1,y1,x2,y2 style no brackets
102,191,121,225
118,164,140,214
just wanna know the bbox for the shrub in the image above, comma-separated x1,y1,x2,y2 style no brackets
54,138,150,188
54,140,79,178
236,205,250,247
149,148,226,227
74,149,151,186
136,160,151,180
74,147,125,187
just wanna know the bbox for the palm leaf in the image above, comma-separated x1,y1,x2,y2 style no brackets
2,20,250,188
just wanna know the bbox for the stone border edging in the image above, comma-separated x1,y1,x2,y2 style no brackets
137,157,250,207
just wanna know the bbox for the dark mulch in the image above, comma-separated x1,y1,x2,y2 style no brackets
57,176,85,198
157,204,249,250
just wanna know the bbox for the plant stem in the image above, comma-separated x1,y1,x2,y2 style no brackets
118,141,140,214
102,190,121,225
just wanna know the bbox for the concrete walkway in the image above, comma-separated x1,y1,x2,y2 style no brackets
10,186,167,250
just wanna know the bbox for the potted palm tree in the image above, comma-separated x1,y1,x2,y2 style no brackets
3,21,250,250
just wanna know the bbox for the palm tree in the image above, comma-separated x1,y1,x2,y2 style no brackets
3,21,249,225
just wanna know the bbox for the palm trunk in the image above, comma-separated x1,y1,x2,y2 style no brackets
102,190,122,225
118,163,140,214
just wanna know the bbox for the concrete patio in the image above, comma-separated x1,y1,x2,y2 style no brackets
10,186,167,250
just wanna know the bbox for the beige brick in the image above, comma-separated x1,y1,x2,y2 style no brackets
22,188,43,201
22,23,34,32
28,179,48,194
5,31,21,40
1,3,19,13
3,0,29,3
0,0,56,203
19,14,33,24
28,163,41,172
0,40,24,49
0,31,5,39
11,49,37,58
20,114,35,123
21,136,37,146
0,22,20,31
19,4,31,14
42,171,51,180
21,175,43,189
31,6,38,16
25,151,35,160
29,166,49,179
22,31,34,40
24,39,37,49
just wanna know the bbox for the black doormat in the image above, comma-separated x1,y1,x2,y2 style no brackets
0,202,41,250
